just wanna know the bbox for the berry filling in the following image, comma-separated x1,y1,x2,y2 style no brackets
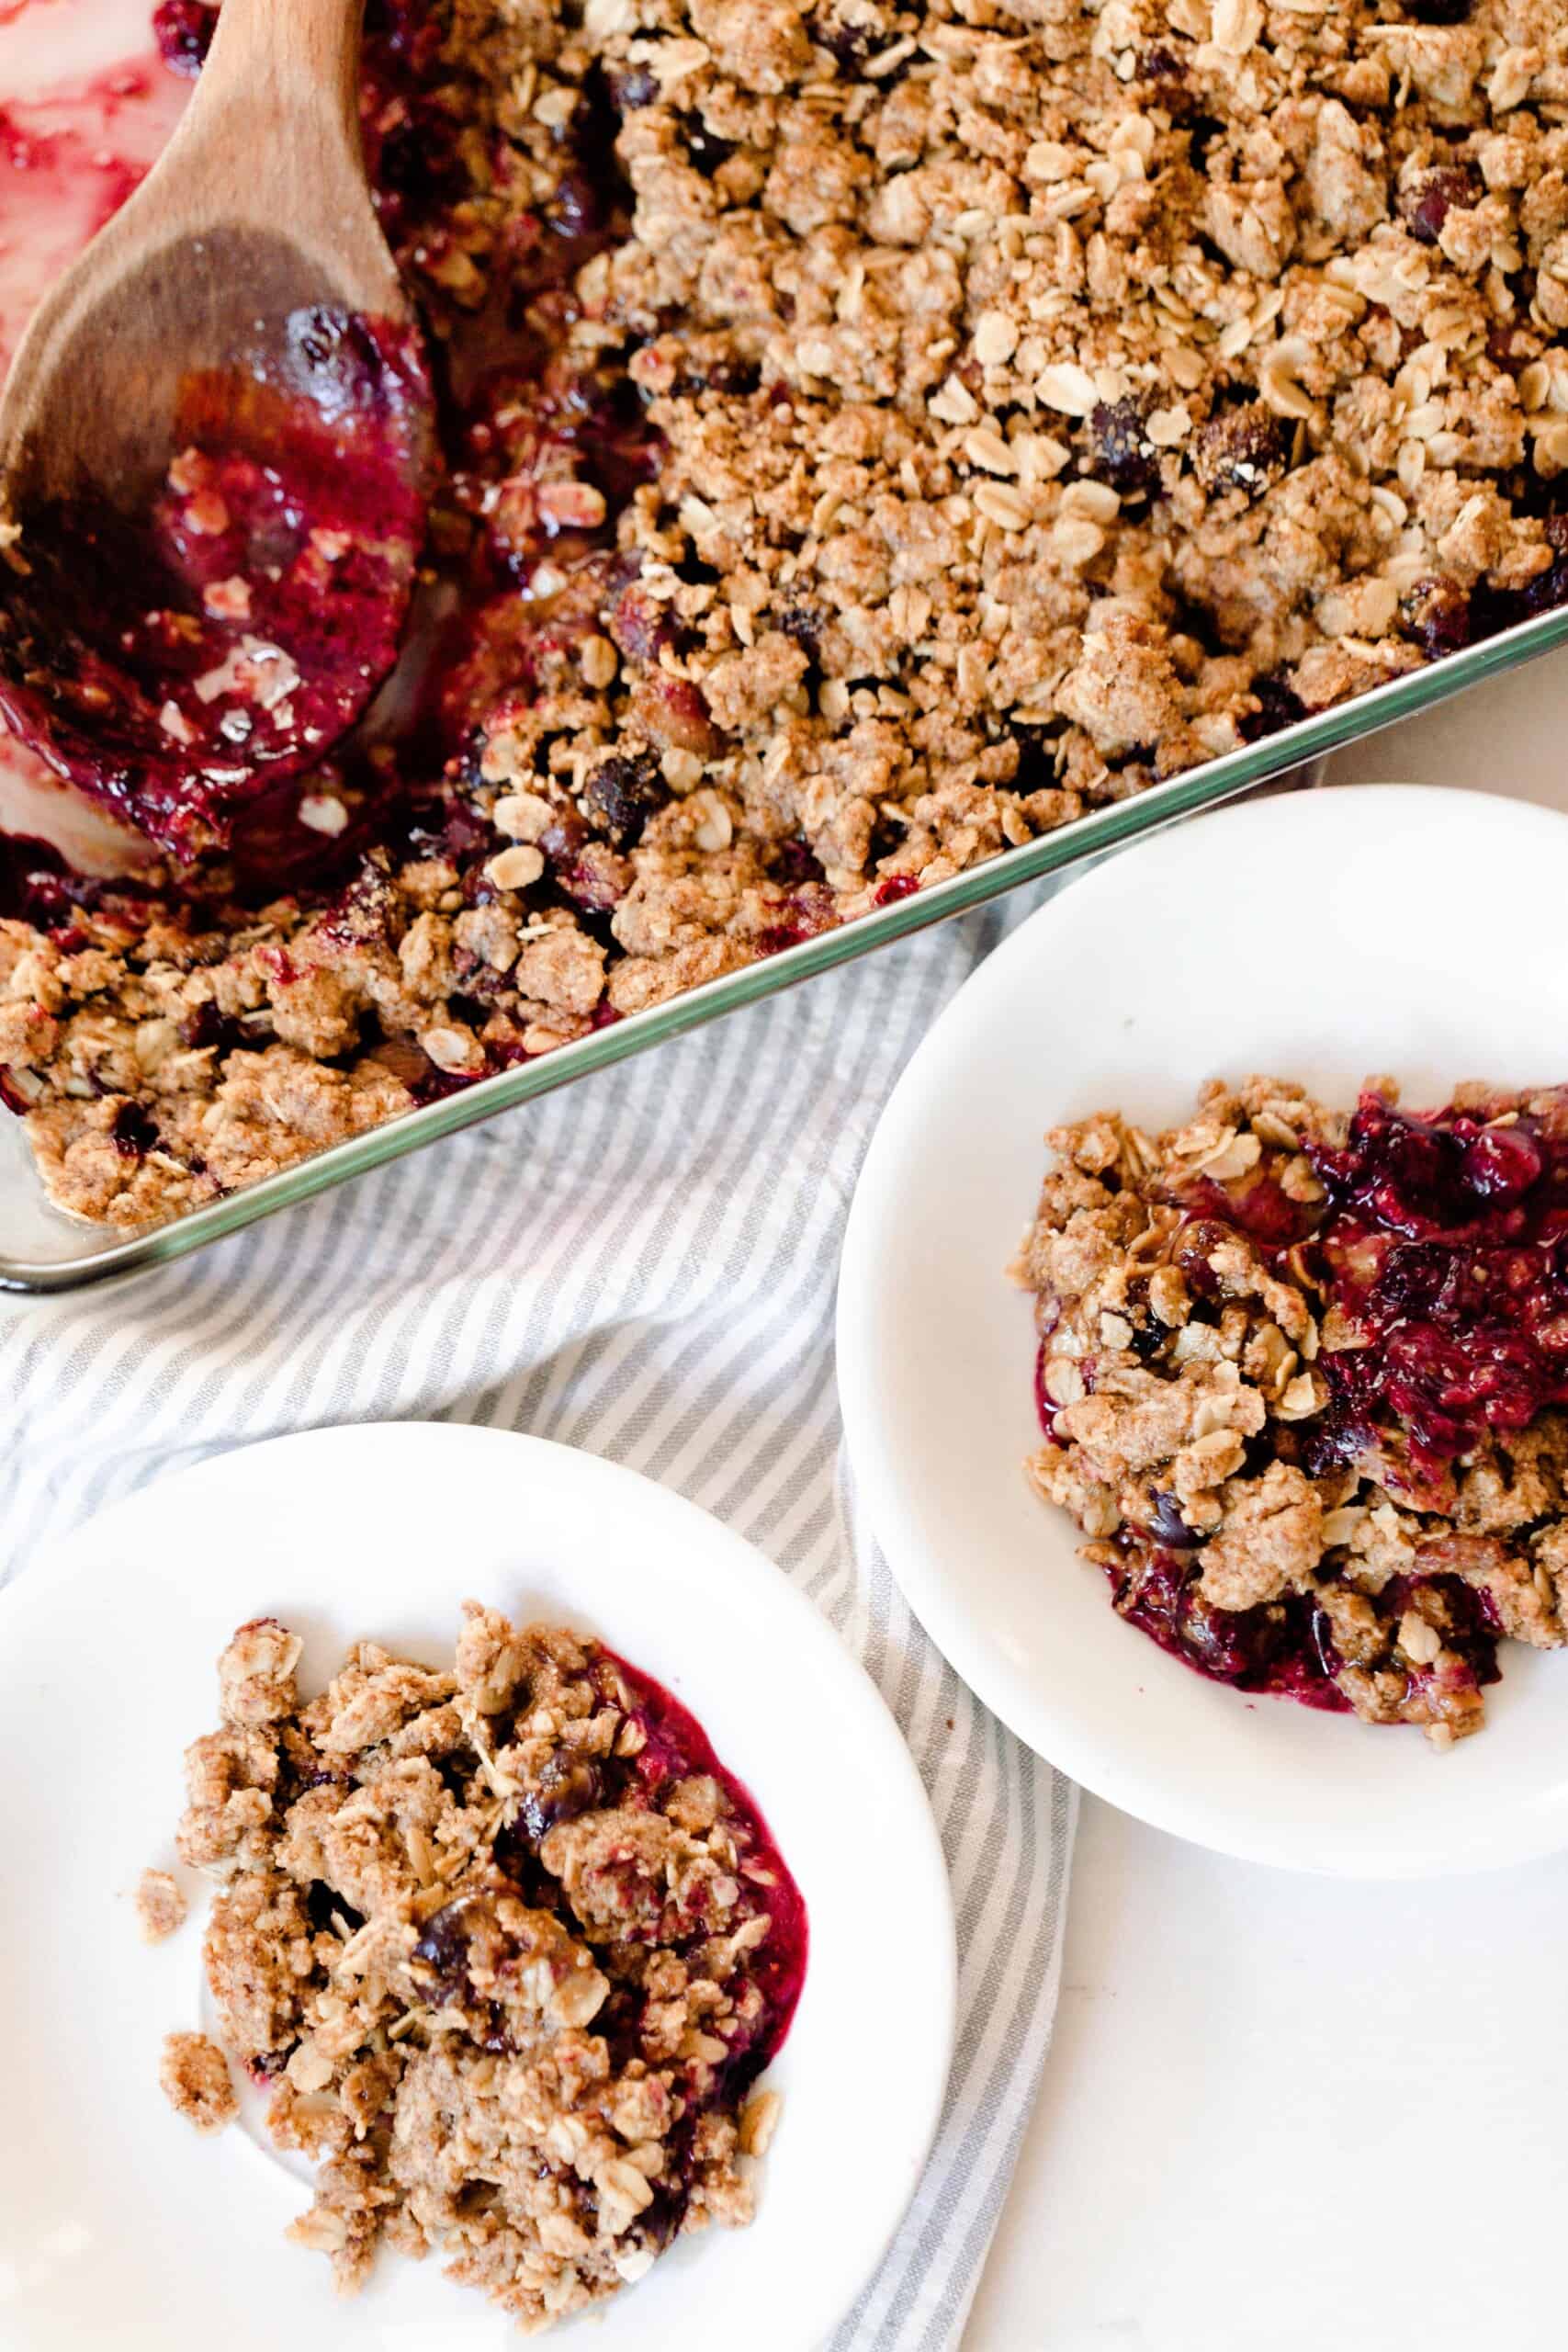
600,1644,808,2047
1303,1095,1568,1490
0,311,433,858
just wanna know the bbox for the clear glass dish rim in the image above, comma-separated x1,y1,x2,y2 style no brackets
6,600,1567,1291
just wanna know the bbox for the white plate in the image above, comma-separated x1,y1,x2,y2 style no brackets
838,783,1568,1880
0,1423,955,2349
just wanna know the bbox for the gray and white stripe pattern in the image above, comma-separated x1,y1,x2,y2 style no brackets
0,896,1076,2351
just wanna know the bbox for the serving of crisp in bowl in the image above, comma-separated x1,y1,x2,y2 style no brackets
840,786,1568,1877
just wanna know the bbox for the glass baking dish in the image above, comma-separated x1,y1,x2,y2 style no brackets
5,598,1566,1291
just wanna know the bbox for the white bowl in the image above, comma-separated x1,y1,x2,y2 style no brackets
0,1423,955,2349
839,784,1568,1878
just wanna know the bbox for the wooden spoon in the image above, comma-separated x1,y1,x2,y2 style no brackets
0,0,435,859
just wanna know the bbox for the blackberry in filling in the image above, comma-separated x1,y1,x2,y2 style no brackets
1014,1079,1568,1743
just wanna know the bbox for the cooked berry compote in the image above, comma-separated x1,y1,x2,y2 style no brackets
0,311,432,858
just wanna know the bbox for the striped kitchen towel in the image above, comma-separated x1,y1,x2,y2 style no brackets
0,894,1076,2351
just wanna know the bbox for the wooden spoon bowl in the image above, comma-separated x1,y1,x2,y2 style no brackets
0,0,434,860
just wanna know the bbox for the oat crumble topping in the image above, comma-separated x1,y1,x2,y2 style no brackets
11,0,1568,1225
1014,1076,1568,1744
164,1607,806,2329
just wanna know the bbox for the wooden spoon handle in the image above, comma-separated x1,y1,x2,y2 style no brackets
198,0,366,132
125,0,405,322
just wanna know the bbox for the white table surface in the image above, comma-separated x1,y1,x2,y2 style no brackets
963,664,1568,2352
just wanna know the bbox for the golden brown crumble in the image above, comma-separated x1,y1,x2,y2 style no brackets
1014,1075,1568,1745
162,1608,803,2331
135,1867,188,1943
11,0,1568,1224
159,2030,238,2132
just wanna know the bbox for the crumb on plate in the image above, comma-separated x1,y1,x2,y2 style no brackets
159,2030,237,2132
135,1867,187,1943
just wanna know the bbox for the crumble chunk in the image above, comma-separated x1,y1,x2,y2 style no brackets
159,2031,237,2132
134,1868,187,1944
10,0,1568,1226
164,1606,805,2331
1015,1075,1568,1744
218,1617,303,1727
1195,1462,1324,1616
